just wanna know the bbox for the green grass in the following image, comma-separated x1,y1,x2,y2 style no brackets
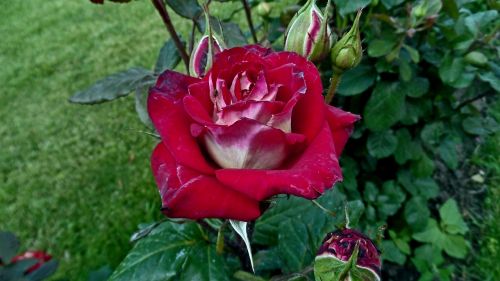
471,101,500,280
0,1,191,279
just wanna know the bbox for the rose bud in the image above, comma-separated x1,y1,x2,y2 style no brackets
330,10,363,73
11,251,52,274
284,0,333,62
189,14,226,78
315,229,381,281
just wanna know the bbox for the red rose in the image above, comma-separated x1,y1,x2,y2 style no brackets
148,45,359,221
11,251,52,274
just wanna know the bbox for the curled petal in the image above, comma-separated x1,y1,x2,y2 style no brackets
325,106,360,155
152,143,261,220
148,90,214,174
200,118,305,169
215,122,342,200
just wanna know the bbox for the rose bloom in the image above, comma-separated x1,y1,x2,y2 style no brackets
11,251,52,274
148,45,359,221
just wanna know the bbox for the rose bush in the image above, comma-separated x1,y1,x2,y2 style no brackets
148,45,359,221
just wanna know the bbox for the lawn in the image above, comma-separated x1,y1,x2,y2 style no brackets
0,1,180,279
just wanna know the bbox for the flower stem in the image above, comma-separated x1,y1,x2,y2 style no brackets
324,71,342,104
241,0,258,43
151,0,190,72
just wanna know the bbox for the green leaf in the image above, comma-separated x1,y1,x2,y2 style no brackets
420,122,444,147
253,248,282,272
363,182,379,202
439,199,468,235
376,181,406,219
346,200,365,228
462,116,490,135
478,72,500,92
381,0,405,9
404,197,430,232
389,230,411,255
134,78,156,128
403,45,420,63
439,53,465,86
154,40,182,74
69,68,153,104
442,0,459,19
88,266,113,281
164,0,202,20
401,99,432,125
381,240,406,265
399,59,412,82
367,130,398,158
464,10,498,37
412,219,446,245
400,77,429,98
442,234,468,258
411,153,435,178
394,129,421,164
254,189,346,247
337,65,377,96
220,21,247,48
109,222,231,281
438,139,459,169
368,40,396,58
333,0,371,16
278,219,314,273
229,220,254,272
364,82,406,132
26,260,59,281
0,231,19,264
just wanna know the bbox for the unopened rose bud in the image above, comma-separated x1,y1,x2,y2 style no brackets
189,10,226,78
464,51,488,67
284,0,333,62
314,229,381,281
256,2,272,18
330,10,363,73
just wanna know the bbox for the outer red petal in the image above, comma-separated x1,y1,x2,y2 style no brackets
264,51,325,143
151,142,261,220
325,105,360,155
215,122,342,200
148,71,214,174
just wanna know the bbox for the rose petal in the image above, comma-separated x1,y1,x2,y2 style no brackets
188,81,213,114
148,88,214,174
325,105,360,155
202,118,305,169
216,100,284,126
265,52,325,142
152,143,261,220
215,122,341,200
153,70,200,102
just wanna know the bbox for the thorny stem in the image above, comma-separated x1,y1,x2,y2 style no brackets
188,20,196,54
324,71,342,104
241,0,258,43
151,0,190,72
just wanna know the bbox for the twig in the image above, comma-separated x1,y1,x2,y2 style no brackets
151,0,190,72
241,0,258,43
324,71,342,104
454,92,493,110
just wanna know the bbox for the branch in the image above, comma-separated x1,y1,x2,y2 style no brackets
454,91,494,110
241,0,258,43
151,0,190,72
